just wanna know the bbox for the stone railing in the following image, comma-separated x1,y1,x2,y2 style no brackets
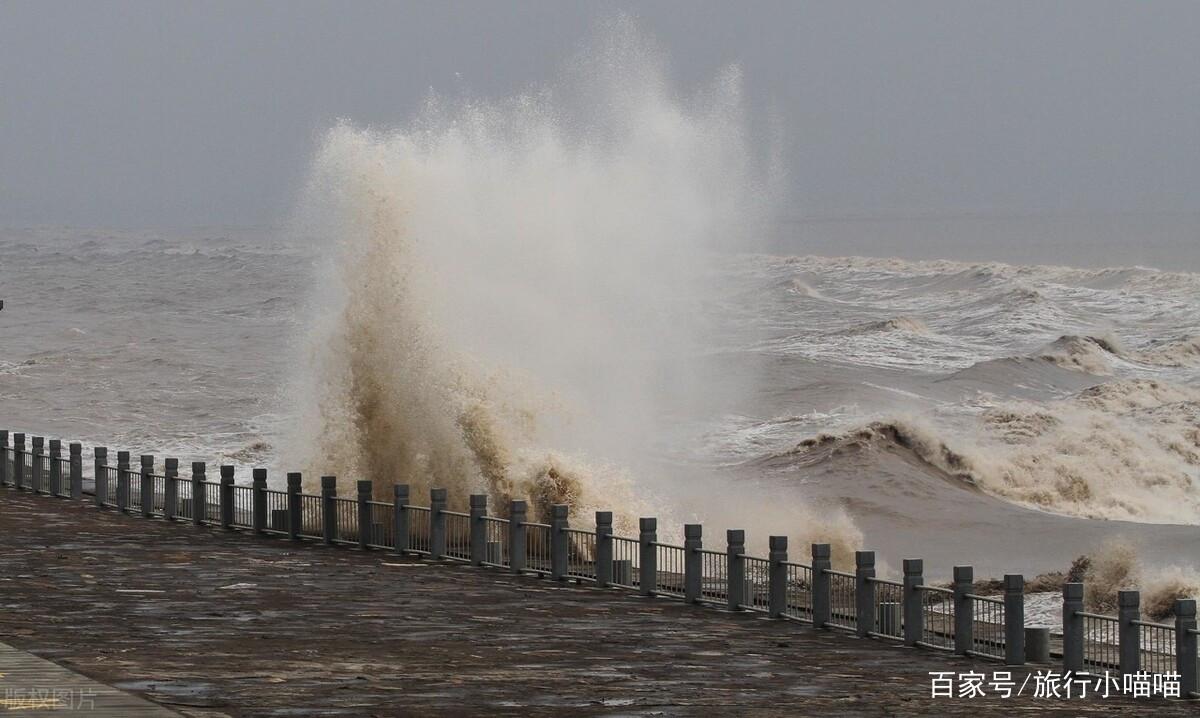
0,429,1195,698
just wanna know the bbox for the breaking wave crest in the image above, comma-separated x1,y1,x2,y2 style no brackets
845,316,931,335
781,378,1200,524
1031,333,1200,375
1033,334,1125,375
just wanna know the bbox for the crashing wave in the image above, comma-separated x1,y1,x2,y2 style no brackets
780,379,1200,524
1139,335,1200,368
1033,334,1124,375
1029,333,1200,375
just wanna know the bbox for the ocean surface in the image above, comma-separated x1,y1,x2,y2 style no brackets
2,223,1199,580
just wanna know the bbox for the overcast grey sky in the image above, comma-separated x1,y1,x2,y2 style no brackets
2,1,1199,228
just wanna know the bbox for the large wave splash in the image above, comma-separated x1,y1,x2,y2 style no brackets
285,19,781,531
784,378,1200,523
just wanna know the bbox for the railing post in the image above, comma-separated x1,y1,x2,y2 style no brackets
219,465,235,529
0,430,8,486
812,543,832,629
856,550,876,637
429,488,447,559
49,439,62,496
684,524,703,604
321,476,337,545
903,559,924,646
163,458,178,521
550,504,569,580
116,451,131,513
1004,574,1025,665
286,473,302,540
92,447,107,506
357,480,372,549
726,530,746,611
252,469,268,534
1062,582,1084,672
595,511,613,587
12,433,25,490
769,536,788,618
191,462,206,525
1175,599,1197,697
69,443,83,500
509,499,527,573
639,517,657,596
392,484,409,554
468,494,487,565
1118,589,1140,675
32,436,45,494
139,454,154,517
953,565,973,655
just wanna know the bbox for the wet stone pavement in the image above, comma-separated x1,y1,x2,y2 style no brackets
0,486,1191,717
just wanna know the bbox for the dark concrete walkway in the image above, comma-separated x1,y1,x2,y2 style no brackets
0,486,1191,716
0,640,181,716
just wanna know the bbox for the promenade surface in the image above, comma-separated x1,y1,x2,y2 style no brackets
0,486,1191,717
0,640,180,716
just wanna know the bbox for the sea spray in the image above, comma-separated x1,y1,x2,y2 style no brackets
1076,537,1200,620
284,17,817,542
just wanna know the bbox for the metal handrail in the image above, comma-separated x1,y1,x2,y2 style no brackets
1076,611,1119,621
1131,618,1174,629
648,540,685,550
965,593,1003,604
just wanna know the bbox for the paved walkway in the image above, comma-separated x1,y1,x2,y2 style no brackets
0,486,1193,716
0,640,179,716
